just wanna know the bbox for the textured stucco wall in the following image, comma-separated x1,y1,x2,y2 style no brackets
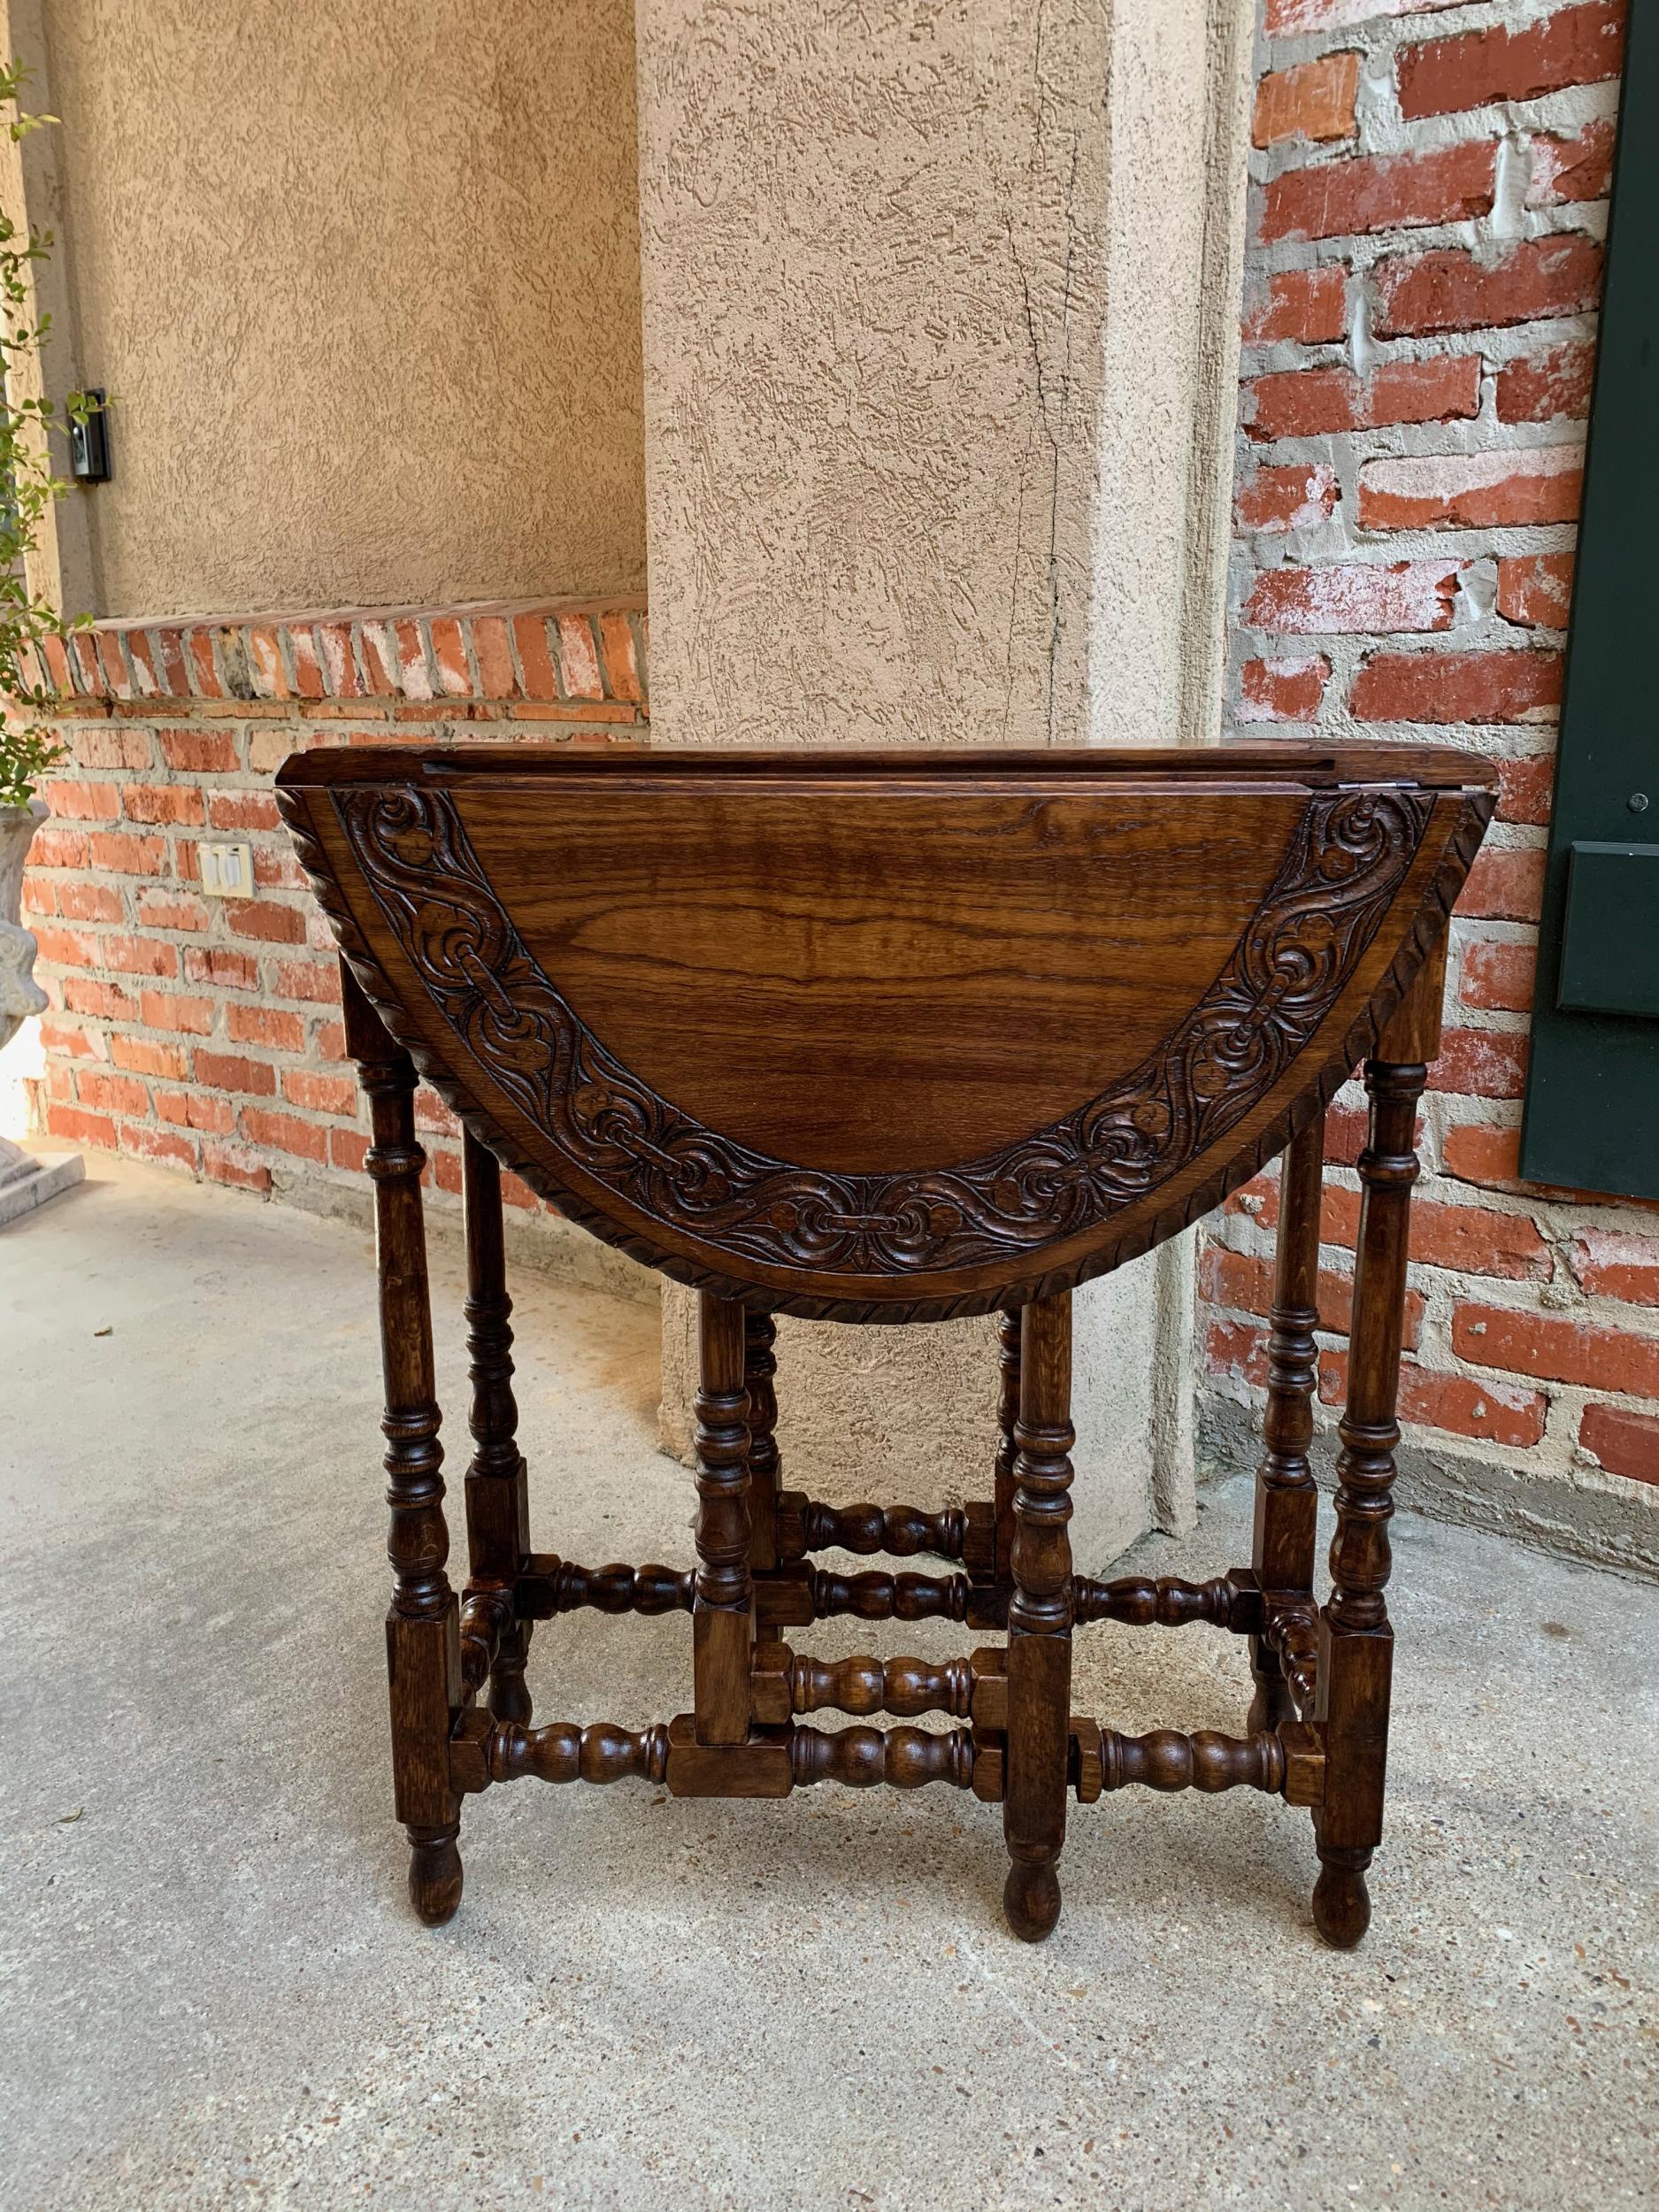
637,0,1250,753
637,0,1110,749
37,0,645,618
640,0,1253,1555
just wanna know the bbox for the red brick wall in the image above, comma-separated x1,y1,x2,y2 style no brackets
1208,0,1659,1521
25,599,646,1213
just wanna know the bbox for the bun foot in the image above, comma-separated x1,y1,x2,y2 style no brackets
407,1824,464,1925
1312,1847,1371,1949
1003,1860,1062,1942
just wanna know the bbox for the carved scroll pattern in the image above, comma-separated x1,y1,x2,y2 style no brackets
330,785,1433,1278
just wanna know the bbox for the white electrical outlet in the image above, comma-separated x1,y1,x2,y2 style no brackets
198,841,254,897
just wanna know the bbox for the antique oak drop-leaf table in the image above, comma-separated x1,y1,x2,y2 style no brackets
276,741,1494,1944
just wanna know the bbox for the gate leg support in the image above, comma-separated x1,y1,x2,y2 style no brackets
461,1127,533,1724
1314,949,1439,1948
745,1310,780,1577
993,1308,1021,1588
1002,1294,1075,1941
693,1294,755,1744
346,964,464,1925
1248,1113,1324,1732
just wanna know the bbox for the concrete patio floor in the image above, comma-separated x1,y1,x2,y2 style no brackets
3,1153,1655,2211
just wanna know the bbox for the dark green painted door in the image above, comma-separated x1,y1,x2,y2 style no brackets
1520,4,1659,1200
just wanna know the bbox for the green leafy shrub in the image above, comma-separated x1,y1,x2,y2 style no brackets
0,56,89,811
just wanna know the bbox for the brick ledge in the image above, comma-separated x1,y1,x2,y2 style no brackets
35,595,649,717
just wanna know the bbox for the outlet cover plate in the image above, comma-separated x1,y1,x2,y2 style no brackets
198,841,254,897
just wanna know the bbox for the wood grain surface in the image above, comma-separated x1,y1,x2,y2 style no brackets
279,745,1493,1319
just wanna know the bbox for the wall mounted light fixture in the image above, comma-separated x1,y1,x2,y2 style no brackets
68,388,111,483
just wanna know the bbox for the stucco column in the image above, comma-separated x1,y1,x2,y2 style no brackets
637,0,1250,1566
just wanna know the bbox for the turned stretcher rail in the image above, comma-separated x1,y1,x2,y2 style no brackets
776,1493,995,1571
807,1567,978,1622
454,1714,979,1796
516,1555,696,1619
1087,1726,1286,1796
766,1649,977,1719
485,1719,672,1787
1073,1572,1244,1629
790,1724,978,1790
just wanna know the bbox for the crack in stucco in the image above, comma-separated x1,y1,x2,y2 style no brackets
1003,415,1038,747
1006,229,1065,748
1005,0,1084,750
1048,126,1085,750
1172,0,1255,753
1032,0,1065,745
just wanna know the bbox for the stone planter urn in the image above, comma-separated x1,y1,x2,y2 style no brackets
0,798,83,1224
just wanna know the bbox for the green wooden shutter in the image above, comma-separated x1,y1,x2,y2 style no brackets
1520,5,1659,1201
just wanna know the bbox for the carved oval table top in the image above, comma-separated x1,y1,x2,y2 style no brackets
277,743,1494,1321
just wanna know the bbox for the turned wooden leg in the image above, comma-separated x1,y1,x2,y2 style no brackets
345,964,463,1925
1002,1294,1075,1941
993,1308,1020,1589
1313,949,1440,1948
693,1293,755,1745
461,1127,533,1724
744,1311,780,1577
1248,1114,1325,1734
